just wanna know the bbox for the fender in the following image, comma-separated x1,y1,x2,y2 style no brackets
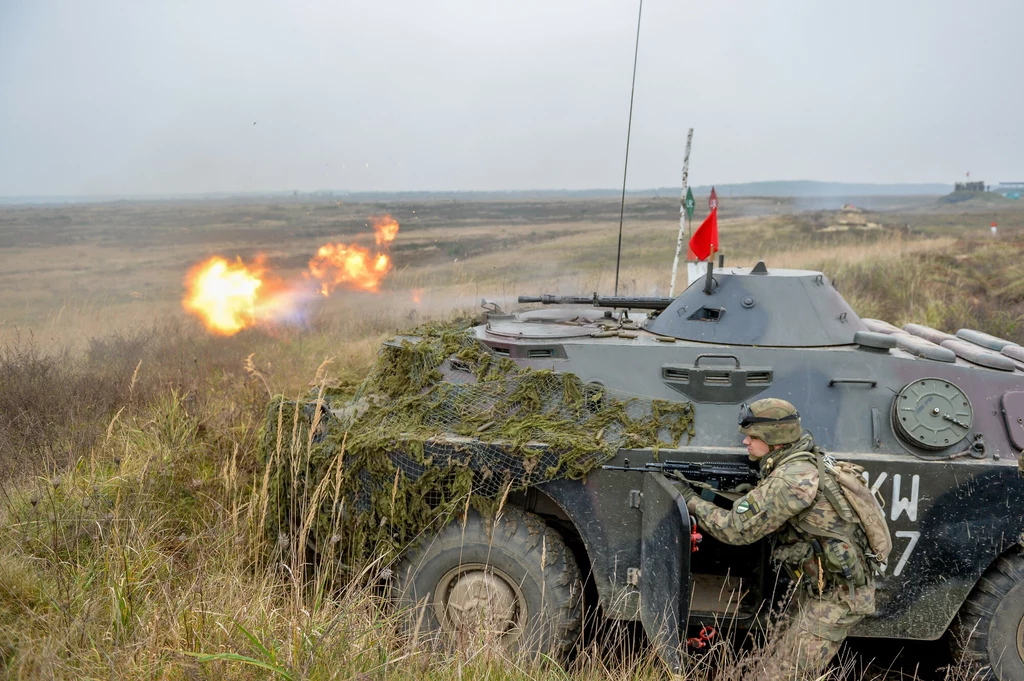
538,471,691,672
537,470,646,620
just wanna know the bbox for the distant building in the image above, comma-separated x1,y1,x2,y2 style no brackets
955,181,986,192
993,182,1023,200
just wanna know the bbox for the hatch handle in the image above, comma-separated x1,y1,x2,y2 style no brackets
828,378,877,388
694,354,741,368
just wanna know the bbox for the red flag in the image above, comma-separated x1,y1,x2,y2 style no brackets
709,186,719,210
689,207,718,261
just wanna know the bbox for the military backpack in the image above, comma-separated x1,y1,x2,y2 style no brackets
797,448,893,570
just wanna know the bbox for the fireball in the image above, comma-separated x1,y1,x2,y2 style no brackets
374,215,400,246
182,256,267,335
181,214,402,336
307,245,391,294
306,215,400,294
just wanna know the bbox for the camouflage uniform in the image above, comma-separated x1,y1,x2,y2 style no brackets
680,400,876,678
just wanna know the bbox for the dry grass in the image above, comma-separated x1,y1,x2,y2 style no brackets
0,352,966,681
814,238,1024,344
1,196,1021,680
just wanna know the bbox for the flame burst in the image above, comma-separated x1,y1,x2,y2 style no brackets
308,215,399,294
375,216,399,246
182,215,400,335
183,256,268,335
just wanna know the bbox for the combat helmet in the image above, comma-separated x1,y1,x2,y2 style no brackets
738,398,801,445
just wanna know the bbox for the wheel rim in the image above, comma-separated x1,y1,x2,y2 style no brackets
1016,611,1024,662
434,563,526,644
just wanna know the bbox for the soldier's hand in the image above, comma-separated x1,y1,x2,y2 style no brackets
679,484,699,503
732,483,753,494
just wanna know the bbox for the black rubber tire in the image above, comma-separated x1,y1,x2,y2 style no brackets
950,549,1024,681
395,507,583,660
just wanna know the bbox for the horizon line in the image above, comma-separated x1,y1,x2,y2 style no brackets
0,180,958,205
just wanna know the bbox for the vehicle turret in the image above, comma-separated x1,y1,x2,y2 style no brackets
520,261,871,347
646,261,868,346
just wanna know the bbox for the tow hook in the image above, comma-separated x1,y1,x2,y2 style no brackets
687,626,716,649
690,515,703,553
969,434,987,459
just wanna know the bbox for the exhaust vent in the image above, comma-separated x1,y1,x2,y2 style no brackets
703,370,732,385
663,368,690,383
662,358,772,404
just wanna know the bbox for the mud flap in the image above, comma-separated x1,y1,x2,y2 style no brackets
640,472,692,673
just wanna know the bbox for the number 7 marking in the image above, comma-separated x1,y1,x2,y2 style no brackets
892,531,921,577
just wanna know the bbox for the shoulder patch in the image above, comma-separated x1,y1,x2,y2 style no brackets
734,498,761,518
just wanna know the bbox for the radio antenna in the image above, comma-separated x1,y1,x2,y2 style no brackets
613,0,643,296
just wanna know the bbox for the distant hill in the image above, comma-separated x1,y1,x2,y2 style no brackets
0,181,954,205
679,181,952,198
937,190,1015,205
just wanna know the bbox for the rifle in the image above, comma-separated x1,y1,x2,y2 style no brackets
602,459,759,501
518,294,674,311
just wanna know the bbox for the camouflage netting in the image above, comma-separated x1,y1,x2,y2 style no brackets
261,319,695,571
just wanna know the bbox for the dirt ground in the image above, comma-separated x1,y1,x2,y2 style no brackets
2,192,1017,345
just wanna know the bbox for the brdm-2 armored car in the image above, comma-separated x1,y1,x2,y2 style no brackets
266,261,1024,677
382,261,1024,678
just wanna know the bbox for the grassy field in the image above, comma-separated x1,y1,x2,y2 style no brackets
1,193,1022,680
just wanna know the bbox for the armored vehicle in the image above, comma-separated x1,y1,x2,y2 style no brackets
389,262,1024,679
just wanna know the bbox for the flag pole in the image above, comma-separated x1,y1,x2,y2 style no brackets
669,128,694,297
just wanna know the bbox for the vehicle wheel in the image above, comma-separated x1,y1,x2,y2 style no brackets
395,507,583,659
950,549,1024,680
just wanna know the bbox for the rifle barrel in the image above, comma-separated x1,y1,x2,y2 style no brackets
517,294,674,310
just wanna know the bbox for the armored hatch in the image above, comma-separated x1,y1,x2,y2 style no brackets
647,264,867,346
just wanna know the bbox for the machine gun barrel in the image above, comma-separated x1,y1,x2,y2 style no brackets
518,294,675,310
602,460,759,494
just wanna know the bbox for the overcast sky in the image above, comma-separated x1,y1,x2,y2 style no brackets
1,0,1021,197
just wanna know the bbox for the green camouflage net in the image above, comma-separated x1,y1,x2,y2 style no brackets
261,319,695,571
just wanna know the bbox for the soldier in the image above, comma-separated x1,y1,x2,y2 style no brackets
678,398,876,677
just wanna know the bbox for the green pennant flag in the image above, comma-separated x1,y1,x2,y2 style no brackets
684,187,695,220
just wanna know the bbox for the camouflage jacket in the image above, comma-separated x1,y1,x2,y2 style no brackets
684,434,872,590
